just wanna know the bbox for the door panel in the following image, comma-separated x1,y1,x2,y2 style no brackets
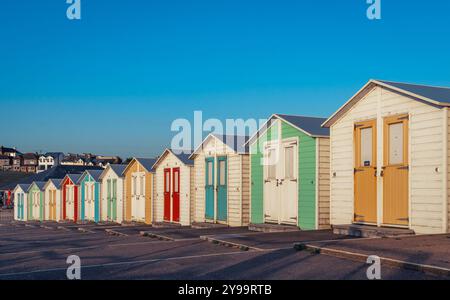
263,144,279,223
383,115,409,226
107,179,112,220
280,140,298,224
172,168,180,222
354,120,377,224
217,157,227,222
164,168,171,221
112,179,117,221
205,158,215,220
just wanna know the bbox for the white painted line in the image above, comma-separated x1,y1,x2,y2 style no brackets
0,249,262,278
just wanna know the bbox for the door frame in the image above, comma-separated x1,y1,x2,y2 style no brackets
353,119,378,225
382,113,410,227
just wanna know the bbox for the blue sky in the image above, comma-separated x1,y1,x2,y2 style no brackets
1,0,450,158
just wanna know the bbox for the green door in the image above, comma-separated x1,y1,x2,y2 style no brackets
217,157,227,221
107,179,112,220
112,179,117,221
205,157,215,220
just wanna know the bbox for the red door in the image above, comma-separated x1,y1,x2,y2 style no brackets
172,168,180,222
164,168,171,221
62,179,67,220
74,186,78,222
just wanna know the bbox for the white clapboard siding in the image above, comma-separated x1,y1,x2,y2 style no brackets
154,151,194,226
192,135,250,226
330,86,446,234
318,137,331,229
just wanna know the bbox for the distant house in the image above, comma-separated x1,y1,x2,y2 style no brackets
21,153,38,173
94,156,122,168
61,155,86,166
0,155,11,171
38,152,65,173
0,146,21,157
12,156,22,172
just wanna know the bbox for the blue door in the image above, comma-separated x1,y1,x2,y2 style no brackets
217,157,228,221
205,157,215,220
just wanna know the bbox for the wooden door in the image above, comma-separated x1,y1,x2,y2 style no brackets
112,179,117,221
354,120,377,224
263,144,279,223
52,190,57,221
172,168,180,222
205,158,215,220
107,179,112,220
383,115,409,226
217,157,227,222
280,139,298,225
164,168,171,221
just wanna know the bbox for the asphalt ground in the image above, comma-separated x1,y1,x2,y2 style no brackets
141,226,253,241
201,229,358,250
0,221,445,280
304,234,450,270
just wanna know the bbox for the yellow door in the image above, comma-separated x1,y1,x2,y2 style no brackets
383,114,409,226
354,120,377,224
51,190,57,221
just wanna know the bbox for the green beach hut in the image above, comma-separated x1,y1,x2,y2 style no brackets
27,181,46,222
247,114,330,230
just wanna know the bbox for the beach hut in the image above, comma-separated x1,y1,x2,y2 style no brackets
322,79,450,234
78,170,104,223
189,134,250,227
27,181,46,221
246,114,330,230
152,149,194,226
122,158,157,224
61,174,82,222
13,184,30,221
44,179,63,222
99,164,127,223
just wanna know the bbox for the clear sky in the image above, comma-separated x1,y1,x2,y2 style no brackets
1,0,450,158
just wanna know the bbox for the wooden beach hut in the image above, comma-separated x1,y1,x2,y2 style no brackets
61,174,82,222
44,179,63,222
153,149,194,226
246,114,330,230
322,79,450,234
99,164,127,223
78,170,104,223
13,184,31,221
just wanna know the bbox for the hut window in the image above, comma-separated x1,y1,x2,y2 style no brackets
174,171,179,192
267,149,277,180
166,172,170,192
389,123,403,165
207,162,213,185
284,146,294,179
360,127,373,166
219,161,226,186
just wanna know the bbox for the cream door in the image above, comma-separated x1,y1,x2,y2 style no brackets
33,192,40,220
280,139,298,225
85,183,95,220
132,173,146,222
138,174,146,221
263,143,279,223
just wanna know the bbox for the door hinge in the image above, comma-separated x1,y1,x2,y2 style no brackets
397,217,409,222
354,213,364,219
264,214,271,218
354,168,363,174
397,166,409,170
354,124,364,129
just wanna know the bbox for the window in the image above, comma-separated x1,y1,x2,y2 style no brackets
360,127,373,166
267,149,277,180
219,161,226,186
284,146,294,179
165,172,170,192
207,162,213,185
389,123,404,164
174,171,179,192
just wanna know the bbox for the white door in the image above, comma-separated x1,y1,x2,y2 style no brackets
280,140,298,225
85,183,95,220
138,175,146,221
263,143,279,223
132,174,146,222
33,192,40,220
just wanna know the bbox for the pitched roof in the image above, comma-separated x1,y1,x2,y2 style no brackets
78,169,104,183
29,181,46,191
189,134,249,159
135,158,158,172
43,152,64,158
14,184,31,193
45,178,63,189
65,174,82,184
109,164,127,177
323,79,450,127
0,165,103,190
152,149,194,169
246,114,329,146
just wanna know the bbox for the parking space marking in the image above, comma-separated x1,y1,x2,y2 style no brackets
0,249,261,278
